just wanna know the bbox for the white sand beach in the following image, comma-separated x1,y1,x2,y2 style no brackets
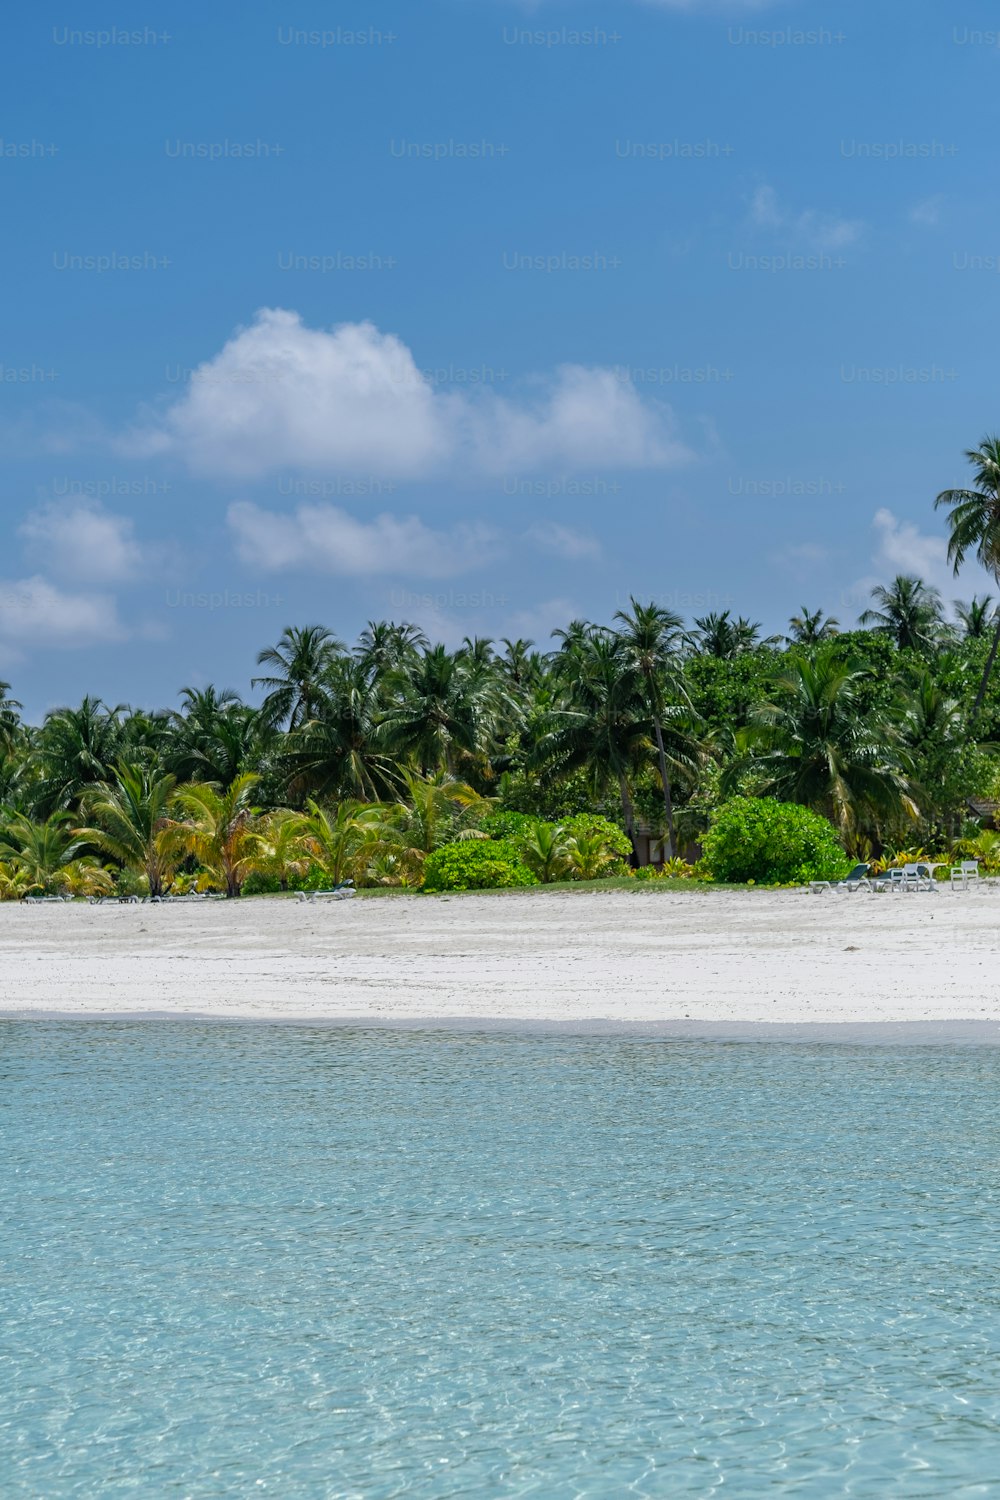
1,885,998,1029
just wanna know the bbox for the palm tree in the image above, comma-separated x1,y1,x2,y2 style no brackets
499,638,540,688
0,810,87,892
613,597,689,859
727,645,917,840
381,645,513,777
385,770,490,857
166,773,262,897
954,595,998,640
536,635,650,862
253,625,344,730
168,689,272,789
686,612,775,658
248,810,311,891
520,820,571,883
31,697,124,814
297,799,386,888
787,607,840,645
936,437,1000,719
0,683,22,755
859,576,944,653
284,656,398,803
77,762,179,897
353,620,428,677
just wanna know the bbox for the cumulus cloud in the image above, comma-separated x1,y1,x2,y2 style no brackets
228,500,499,578
843,508,992,619
750,185,862,252
123,309,691,480
19,502,143,585
0,576,123,661
872,507,952,588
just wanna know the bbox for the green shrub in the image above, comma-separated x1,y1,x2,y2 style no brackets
421,840,538,893
561,814,631,862
701,797,849,886
479,810,538,842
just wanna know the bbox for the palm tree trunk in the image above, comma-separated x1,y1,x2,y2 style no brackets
653,719,676,862
618,774,640,868
971,613,1000,722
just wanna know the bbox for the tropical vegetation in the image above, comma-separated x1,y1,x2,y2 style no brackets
3,442,1000,894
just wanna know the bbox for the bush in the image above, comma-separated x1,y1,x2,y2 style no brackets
561,814,631,862
479,810,538,843
421,840,538,893
701,797,849,886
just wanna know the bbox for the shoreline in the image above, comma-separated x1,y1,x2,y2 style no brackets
4,1011,1000,1045
3,885,1000,1029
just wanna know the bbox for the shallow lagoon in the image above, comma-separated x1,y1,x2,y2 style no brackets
3,1023,1000,1496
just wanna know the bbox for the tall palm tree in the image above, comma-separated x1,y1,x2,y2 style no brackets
284,656,397,803
613,597,689,859
936,437,1000,719
727,645,916,840
686,611,775,658
0,682,22,755
77,762,179,897
381,644,513,777
859,576,944,653
168,689,272,789
31,697,125,815
353,620,428,677
253,625,344,730
954,595,998,641
166,773,262,897
786,607,840,645
536,635,650,862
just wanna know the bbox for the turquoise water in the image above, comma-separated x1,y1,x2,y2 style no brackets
3,1026,1000,1497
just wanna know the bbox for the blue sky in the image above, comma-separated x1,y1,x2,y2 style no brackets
4,0,1000,718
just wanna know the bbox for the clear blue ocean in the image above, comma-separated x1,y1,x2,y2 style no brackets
3,1023,1000,1497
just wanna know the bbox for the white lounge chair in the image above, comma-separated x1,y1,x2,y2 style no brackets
950,860,980,891
296,882,356,903
810,863,871,893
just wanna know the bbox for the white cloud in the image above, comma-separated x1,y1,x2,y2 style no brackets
524,522,602,560
228,500,499,578
0,576,123,660
843,508,993,620
19,502,143,585
872,507,954,594
123,309,691,480
750,184,862,252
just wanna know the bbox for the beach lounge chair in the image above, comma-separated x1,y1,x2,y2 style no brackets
296,882,356,903
950,860,980,891
810,863,871,893
22,894,72,904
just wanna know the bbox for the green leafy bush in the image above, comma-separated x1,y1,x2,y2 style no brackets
701,797,849,886
479,810,538,842
421,840,538,893
561,814,631,861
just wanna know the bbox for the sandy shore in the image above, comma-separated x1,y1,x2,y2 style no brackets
1,884,999,1030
